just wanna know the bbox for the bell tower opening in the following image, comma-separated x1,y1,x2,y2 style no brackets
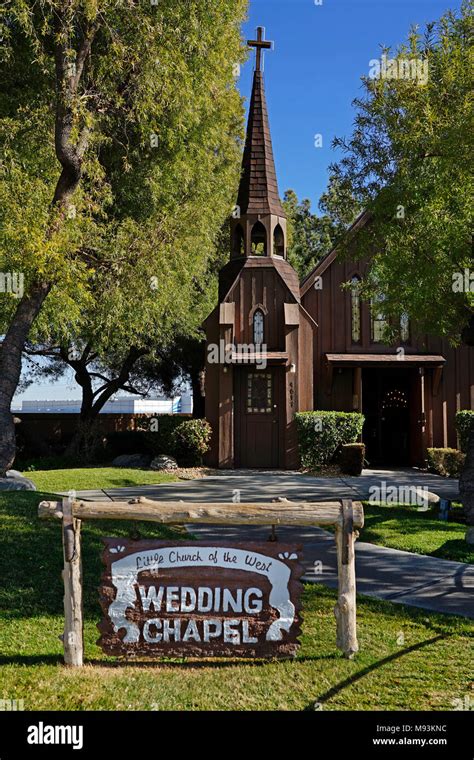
273,224,285,257
233,224,245,257
251,221,267,256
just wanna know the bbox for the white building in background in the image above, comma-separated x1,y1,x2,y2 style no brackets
16,393,193,415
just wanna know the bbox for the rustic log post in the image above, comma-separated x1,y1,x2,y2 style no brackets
61,495,84,667
334,499,359,659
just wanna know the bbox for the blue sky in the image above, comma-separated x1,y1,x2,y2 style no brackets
240,0,460,210
16,0,460,403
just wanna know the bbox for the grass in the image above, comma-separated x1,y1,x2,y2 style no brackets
360,502,474,564
0,491,473,711
21,467,178,493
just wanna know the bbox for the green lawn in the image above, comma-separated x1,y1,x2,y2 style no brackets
22,467,178,493
0,492,472,711
360,502,474,564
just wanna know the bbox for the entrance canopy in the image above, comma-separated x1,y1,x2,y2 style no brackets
231,351,289,365
325,353,446,368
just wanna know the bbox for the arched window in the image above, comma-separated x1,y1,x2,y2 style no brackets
400,313,410,342
273,224,285,257
350,275,362,344
371,294,388,343
251,221,267,256
232,224,245,257
253,309,264,345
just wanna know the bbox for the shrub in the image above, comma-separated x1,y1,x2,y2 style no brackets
426,448,466,478
455,410,474,454
140,415,193,457
295,411,365,468
339,443,366,476
170,419,212,466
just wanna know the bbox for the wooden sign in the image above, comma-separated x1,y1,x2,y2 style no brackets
98,539,303,658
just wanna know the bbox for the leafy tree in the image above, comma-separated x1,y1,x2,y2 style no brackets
20,215,229,455
0,0,247,472
283,189,338,279
323,2,474,533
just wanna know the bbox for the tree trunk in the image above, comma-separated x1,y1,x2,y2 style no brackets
460,424,474,544
0,16,96,474
0,283,51,474
191,369,205,419
65,347,147,459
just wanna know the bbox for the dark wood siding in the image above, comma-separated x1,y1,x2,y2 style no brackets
302,255,474,455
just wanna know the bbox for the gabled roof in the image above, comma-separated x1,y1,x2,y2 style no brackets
300,209,372,296
218,256,300,305
236,70,285,217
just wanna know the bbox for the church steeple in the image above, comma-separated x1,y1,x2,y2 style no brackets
231,27,287,260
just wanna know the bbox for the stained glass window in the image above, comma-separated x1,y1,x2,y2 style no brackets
253,310,264,345
371,295,388,343
351,276,362,343
400,313,410,342
247,373,272,413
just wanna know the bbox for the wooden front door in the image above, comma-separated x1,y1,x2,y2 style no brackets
234,367,281,468
362,368,413,465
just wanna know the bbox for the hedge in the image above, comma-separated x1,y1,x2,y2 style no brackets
426,448,466,478
295,411,365,468
105,415,198,462
455,410,474,454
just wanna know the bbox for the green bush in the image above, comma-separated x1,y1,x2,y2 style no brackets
170,419,212,466
426,448,466,478
140,415,193,457
295,411,365,468
455,410,474,453
339,443,366,476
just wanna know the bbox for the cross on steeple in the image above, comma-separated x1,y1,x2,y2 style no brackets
247,26,273,72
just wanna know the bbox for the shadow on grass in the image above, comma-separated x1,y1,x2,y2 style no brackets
0,492,184,619
0,653,63,667
0,651,339,670
305,633,449,710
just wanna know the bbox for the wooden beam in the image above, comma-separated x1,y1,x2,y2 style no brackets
326,360,334,396
39,498,364,530
352,366,362,412
433,366,443,397
61,497,84,667
219,302,235,325
334,500,358,659
284,303,300,326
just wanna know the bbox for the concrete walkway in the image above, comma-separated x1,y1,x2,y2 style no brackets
72,469,473,619
72,467,460,503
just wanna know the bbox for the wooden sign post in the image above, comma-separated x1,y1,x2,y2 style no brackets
39,497,364,664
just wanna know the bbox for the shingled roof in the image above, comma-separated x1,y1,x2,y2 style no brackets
236,70,286,217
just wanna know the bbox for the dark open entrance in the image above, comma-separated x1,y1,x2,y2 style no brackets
234,367,283,468
362,367,422,466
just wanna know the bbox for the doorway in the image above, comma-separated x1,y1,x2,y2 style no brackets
234,367,282,468
362,368,417,466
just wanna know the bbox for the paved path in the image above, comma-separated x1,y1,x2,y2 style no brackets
72,469,473,619
72,467,460,503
